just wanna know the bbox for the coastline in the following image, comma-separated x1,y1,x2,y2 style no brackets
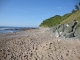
0,28,80,60
0,28,38,38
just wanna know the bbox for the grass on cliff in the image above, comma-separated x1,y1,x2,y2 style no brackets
61,10,80,24
39,13,71,27
39,10,80,27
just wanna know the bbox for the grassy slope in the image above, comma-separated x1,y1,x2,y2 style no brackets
39,15,62,27
39,13,72,27
61,10,80,24
39,10,80,27
39,13,71,27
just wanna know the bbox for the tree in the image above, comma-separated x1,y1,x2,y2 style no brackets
79,2,80,9
75,5,79,10
72,9,76,13
79,2,80,6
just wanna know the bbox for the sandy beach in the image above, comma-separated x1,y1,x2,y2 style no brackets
0,28,80,60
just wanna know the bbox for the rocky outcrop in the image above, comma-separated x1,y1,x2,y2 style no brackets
50,20,80,38
74,27,80,38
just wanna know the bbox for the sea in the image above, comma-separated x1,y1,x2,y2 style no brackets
0,26,37,34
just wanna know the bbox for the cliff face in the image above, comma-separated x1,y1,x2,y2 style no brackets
49,20,80,38
39,10,80,38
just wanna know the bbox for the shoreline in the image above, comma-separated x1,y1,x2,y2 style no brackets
0,27,38,35
0,28,38,38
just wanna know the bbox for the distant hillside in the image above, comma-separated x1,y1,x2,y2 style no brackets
39,10,80,27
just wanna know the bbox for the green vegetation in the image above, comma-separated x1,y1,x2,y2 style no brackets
39,2,80,27
61,10,80,24
75,5,79,10
39,15,61,27
39,13,71,27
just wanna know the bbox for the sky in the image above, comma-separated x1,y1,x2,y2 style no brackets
0,0,80,27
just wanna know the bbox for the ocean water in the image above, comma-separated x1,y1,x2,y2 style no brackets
0,26,37,34
0,26,22,34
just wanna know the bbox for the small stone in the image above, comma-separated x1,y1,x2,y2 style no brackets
0,50,2,52
7,49,10,52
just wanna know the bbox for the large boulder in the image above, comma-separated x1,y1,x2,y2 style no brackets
49,20,80,38
55,30,60,37
68,20,77,27
65,32,75,38
49,25,58,33
50,27,56,33
74,27,80,38
58,24,64,32
64,26,72,33
57,24,73,37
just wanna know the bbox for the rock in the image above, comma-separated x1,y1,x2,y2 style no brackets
69,20,77,27
58,24,64,32
74,27,80,38
65,32,74,38
49,26,57,33
55,30,60,37
63,26,72,33
49,20,80,38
